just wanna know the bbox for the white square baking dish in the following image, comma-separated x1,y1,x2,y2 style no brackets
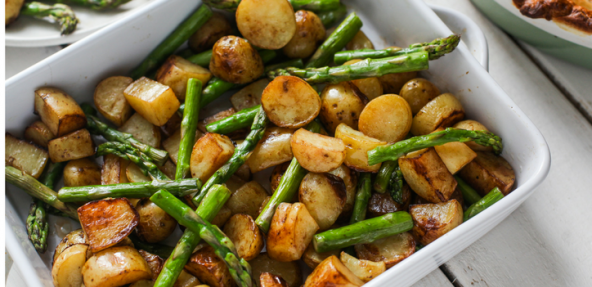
5,0,551,286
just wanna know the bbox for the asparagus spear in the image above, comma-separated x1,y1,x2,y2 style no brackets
206,105,260,134
129,233,175,258
154,183,231,287
130,5,213,79
350,173,372,224
317,4,347,28
57,179,201,202
306,12,363,68
289,0,341,12
150,188,252,287
176,79,202,180
454,175,482,206
186,49,213,67
255,120,322,233
367,128,503,166
264,58,304,73
388,165,405,204
373,160,397,194
333,34,461,65
39,161,67,190
464,187,504,221
26,199,49,253
96,142,169,180
20,2,79,35
313,211,413,252
55,0,131,10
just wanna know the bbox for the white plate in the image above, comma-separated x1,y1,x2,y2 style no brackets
5,0,551,286
5,0,154,47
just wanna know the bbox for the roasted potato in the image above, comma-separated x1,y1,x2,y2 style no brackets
174,270,202,287
291,128,345,173
358,94,412,143
161,112,183,138
210,36,264,84
355,232,415,268
24,120,55,147
63,158,101,187
328,165,358,214
185,245,234,287
235,162,252,182
320,82,368,133
227,181,269,218
398,148,457,203
378,70,417,94
138,249,165,280
231,79,270,111
250,253,302,287
299,173,346,230
159,159,177,179
303,243,341,269
6,0,24,25
262,76,321,128
223,214,264,261
433,140,477,174
411,93,465,136
453,120,494,151
246,126,294,173
236,0,296,49
136,199,177,243
399,78,441,115
119,113,162,148
211,205,233,228
189,11,233,53
125,163,151,183
367,186,411,217
93,76,133,126
53,229,88,264
156,55,212,100
5,133,49,178
224,175,248,193
124,77,180,126
163,129,203,164
267,202,319,262
190,133,235,182
334,123,387,173
34,87,86,137
410,199,463,245
260,272,289,287
101,154,129,185
343,60,384,101
82,246,152,287
198,107,248,140
346,30,374,50
458,151,516,196
305,255,364,287
48,129,95,163
52,243,88,287
339,252,386,282
283,10,325,59
78,198,139,252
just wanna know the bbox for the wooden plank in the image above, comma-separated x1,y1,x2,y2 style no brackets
412,269,454,287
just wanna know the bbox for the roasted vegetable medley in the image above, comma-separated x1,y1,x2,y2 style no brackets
5,0,516,286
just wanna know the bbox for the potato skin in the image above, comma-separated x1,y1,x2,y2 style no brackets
190,133,235,182
410,200,463,245
291,128,346,173
411,93,465,136
260,272,289,287
5,0,25,25
48,129,95,163
399,78,440,114
334,123,387,173
53,229,88,265
135,199,177,243
262,76,321,129
267,202,319,262
63,158,101,187
82,246,152,287
185,245,234,287
231,79,270,111
138,249,165,280
359,94,412,143
458,151,516,196
210,36,264,84
303,243,341,269
320,82,368,134
236,0,296,49
189,12,233,53
367,186,411,217
24,120,55,147
34,87,87,137
102,154,129,185
453,120,494,151
247,127,295,173
339,251,386,282
344,60,384,101
226,181,269,219
52,243,88,287
328,165,358,215
299,173,347,230
5,133,49,179
345,30,374,50
304,256,364,287
354,232,415,268
119,113,162,148
94,76,133,127
283,10,325,59
223,214,264,261
250,253,302,287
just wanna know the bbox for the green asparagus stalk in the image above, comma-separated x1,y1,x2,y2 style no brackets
388,165,404,204
270,52,430,84
350,173,372,224
333,34,461,65
176,79,202,180
373,161,397,194
129,233,175,258
367,128,503,166
203,0,241,10
154,184,232,287
255,120,322,233
150,188,252,287
464,187,504,221
313,211,413,252
57,179,201,202
39,161,67,190
289,0,341,12
454,175,482,206
317,4,347,28
21,2,79,35
206,105,260,134
55,0,131,10
186,49,213,67
26,199,49,253
130,5,213,79
306,12,363,68
6,166,78,220
96,142,169,181
264,58,305,73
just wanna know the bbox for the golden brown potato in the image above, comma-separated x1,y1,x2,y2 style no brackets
246,126,294,173
124,77,181,126
156,55,212,100
126,163,151,183
355,232,415,268
185,245,234,287
270,162,291,193
235,162,252,182
78,198,139,252
453,120,494,151
291,128,345,173
190,133,235,182
250,253,302,287
262,76,321,128
53,229,88,264
328,165,358,214
5,133,49,179
303,243,341,269
260,272,288,287
459,151,515,196
223,214,264,261
63,158,101,187
136,199,177,243
320,82,368,133
433,140,477,174
227,181,269,218
378,63,417,94
236,0,296,49
359,94,412,143
224,175,248,193
162,129,203,165
398,148,457,203
24,120,55,147
101,154,129,185
94,76,133,127
48,129,95,163
189,12,233,53
339,252,386,282
174,270,201,287
299,173,346,230
345,30,374,50
210,36,264,84
82,246,152,287
119,113,162,148
159,160,177,179
305,255,364,287
34,87,86,137
411,93,465,136
211,205,233,228
367,186,411,217
231,79,270,111
138,249,165,280
399,78,441,115
410,200,463,245
5,0,24,25
199,107,248,140
334,123,387,173
160,112,183,138
267,202,319,262
343,60,384,101
283,10,325,59
52,243,88,287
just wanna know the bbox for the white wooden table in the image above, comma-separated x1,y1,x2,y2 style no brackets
6,0,592,286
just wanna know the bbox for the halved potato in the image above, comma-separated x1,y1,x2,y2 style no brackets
124,77,181,126
159,160,177,179
267,202,319,262
354,232,415,268
174,270,201,287
236,0,296,49
5,133,49,178
367,186,411,217
399,78,441,114
119,113,161,148
283,10,325,59
156,55,212,100
210,36,264,84
190,133,235,182
458,151,515,196
48,129,95,163
211,205,232,228
199,107,248,140
246,126,295,173
189,11,233,53
433,140,477,174
345,30,374,50
102,154,129,185
63,158,101,187
291,128,345,173
411,93,465,136
227,181,269,218
328,165,358,214
78,198,139,252
231,79,270,111
262,76,321,128
410,199,463,245
299,173,346,230
136,199,177,243
162,129,203,164
94,76,133,126
260,272,288,287
126,163,151,183
343,60,384,101
303,243,341,269
398,148,457,203
52,243,88,287
138,249,165,280
358,94,412,143
34,87,86,137
378,71,418,94
53,229,88,265
339,252,386,282
334,123,387,172
305,255,364,287
250,253,302,287
453,120,494,151
82,246,152,287
185,245,234,287
24,120,55,147
223,214,264,261
320,82,368,133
